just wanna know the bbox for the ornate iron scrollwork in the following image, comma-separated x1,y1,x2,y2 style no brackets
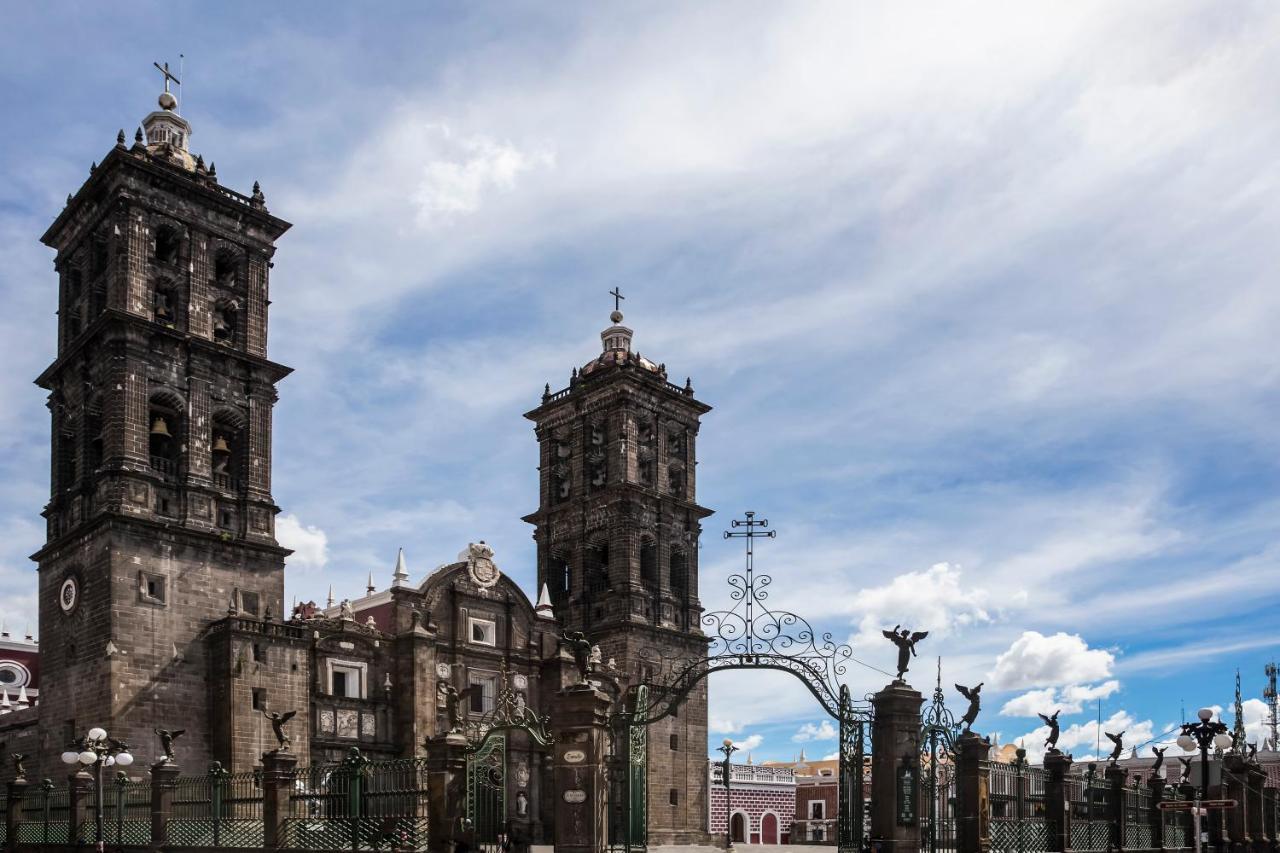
465,667,553,748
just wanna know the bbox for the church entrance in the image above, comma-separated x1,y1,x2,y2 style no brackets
731,813,748,843
611,513,872,853
461,668,554,853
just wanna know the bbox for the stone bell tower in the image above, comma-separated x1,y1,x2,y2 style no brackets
31,70,292,772
524,299,713,844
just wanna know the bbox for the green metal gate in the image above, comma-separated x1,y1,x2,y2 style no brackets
466,733,506,853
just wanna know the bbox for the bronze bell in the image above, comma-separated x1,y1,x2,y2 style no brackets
212,435,230,454
150,416,171,438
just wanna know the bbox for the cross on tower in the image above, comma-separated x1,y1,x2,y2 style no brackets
724,512,776,653
609,287,625,312
153,61,181,93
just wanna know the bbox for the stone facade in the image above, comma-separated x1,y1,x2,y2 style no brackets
523,310,714,845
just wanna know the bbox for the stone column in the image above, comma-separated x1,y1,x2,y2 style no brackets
1262,787,1278,853
954,733,990,853
1044,751,1073,853
1225,756,1249,853
150,760,181,852
68,771,95,846
262,751,298,849
1104,764,1127,853
1247,764,1267,853
550,684,612,853
871,680,924,853
5,776,28,853
426,731,471,853
1148,775,1167,851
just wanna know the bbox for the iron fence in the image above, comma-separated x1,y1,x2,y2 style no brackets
80,773,152,846
16,782,70,845
989,762,1047,853
1122,781,1152,849
1066,771,1108,851
283,754,429,851
169,765,265,848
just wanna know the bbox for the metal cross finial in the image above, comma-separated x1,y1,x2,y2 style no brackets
153,61,181,93
609,287,625,312
724,512,776,655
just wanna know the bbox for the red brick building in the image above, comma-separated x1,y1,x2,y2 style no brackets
708,761,795,844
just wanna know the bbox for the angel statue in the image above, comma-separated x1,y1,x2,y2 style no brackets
1039,710,1061,751
154,728,185,763
562,631,594,684
1105,731,1124,763
1151,746,1166,776
882,626,928,680
956,683,982,732
1248,742,1258,762
11,753,26,778
262,709,297,751
439,682,475,733
1177,756,1192,785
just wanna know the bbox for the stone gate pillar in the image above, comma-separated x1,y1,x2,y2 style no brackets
1148,775,1167,851
1103,764,1126,853
1225,755,1249,853
426,731,470,853
261,750,298,849
1044,751,1073,853
150,760,181,853
6,775,28,853
1246,763,1267,853
955,732,990,853
871,680,924,853
550,684,612,853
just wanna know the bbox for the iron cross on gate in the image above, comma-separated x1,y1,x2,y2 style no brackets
724,512,776,659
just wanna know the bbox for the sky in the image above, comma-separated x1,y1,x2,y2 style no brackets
2,1,1279,765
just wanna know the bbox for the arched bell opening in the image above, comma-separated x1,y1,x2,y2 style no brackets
148,392,183,478
210,408,247,492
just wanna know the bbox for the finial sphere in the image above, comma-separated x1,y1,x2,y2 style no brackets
158,91,177,111
610,310,624,324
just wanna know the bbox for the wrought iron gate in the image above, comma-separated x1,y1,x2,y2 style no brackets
608,685,648,853
620,512,874,853
466,733,506,852
920,666,960,853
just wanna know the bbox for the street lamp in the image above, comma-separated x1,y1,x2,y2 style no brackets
1176,708,1233,803
718,738,739,849
60,727,134,853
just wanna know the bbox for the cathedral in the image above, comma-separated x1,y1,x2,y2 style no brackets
0,75,714,846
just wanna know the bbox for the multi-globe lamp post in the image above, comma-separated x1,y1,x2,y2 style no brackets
1176,708,1232,803
60,727,135,853
718,738,739,849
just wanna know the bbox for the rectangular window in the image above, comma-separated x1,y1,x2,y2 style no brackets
139,572,167,605
251,689,265,711
239,591,260,616
328,660,367,699
809,800,825,820
252,643,265,663
219,508,235,529
468,616,497,647
670,734,679,751
468,672,497,714
669,788,679,805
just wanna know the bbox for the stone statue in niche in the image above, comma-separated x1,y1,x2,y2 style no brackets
516,790,529,817
340,599,355,621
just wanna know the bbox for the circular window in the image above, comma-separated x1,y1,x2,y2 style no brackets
0,661,31,689
60,576,79,614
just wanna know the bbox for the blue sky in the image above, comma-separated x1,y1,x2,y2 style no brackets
3,1,1279,763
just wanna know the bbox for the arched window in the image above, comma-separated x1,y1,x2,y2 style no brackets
212,299,239,344
85,407,104,475
549,553,571,604
640,539,658,589
668,463,685,497
154,224,181,265
153,280,177,324
585,543,610,595
211,409,247,491
148,392,183,478
57,429,77,493
670,547,688,599
213,248,239,288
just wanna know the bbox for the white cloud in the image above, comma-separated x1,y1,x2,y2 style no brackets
709,717,744,735
989,632,1114,690
820,753,839,761
413,124,554,226
277,514,330,573
793,720,837,742
732,734,764,751
1000,680,1121,717
851,563,997,645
